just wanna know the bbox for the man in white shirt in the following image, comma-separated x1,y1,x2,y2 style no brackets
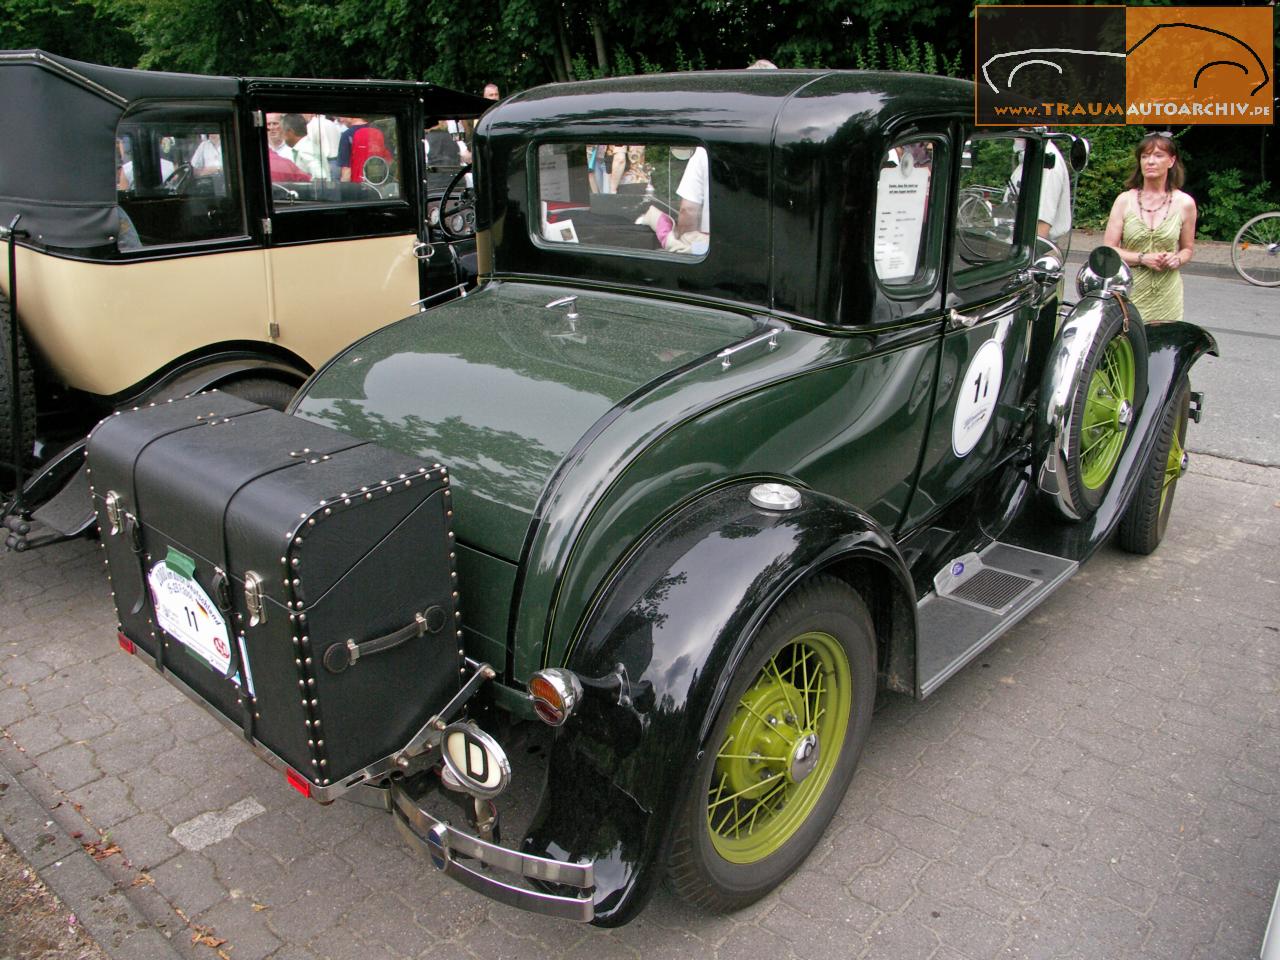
304,114,344,181
189,134,223,177
282,114,323,180
1012,139,1071,243
676,146,709,235
118,157,174,189
265,113,291,157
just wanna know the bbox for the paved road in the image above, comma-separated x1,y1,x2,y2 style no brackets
2,263,1278,959
2,455,1277,960
1180,272,1279,467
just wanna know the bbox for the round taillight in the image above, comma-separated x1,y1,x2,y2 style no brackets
527,669,582,727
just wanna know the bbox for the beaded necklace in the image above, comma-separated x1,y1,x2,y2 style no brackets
1135,189,1172,229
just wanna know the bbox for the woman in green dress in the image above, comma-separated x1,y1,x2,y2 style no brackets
1103,132,1197,323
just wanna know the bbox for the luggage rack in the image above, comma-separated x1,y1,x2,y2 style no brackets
121,634,498,804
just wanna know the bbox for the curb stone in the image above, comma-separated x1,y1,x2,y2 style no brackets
0,736,185,960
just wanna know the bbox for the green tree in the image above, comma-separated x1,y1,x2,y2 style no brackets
0,0,139,66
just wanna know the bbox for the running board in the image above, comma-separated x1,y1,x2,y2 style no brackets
916,542,1076,698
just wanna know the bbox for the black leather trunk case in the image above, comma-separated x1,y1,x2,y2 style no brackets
86,392,460,792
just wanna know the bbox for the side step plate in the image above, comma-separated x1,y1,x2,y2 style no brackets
916,542,1076,698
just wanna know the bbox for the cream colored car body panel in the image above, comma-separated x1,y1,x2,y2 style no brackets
267,232,419,365
2,234,418,397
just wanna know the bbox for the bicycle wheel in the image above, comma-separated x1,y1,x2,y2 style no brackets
1232,212,1280,287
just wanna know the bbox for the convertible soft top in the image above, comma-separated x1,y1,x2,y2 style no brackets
0,50,487,249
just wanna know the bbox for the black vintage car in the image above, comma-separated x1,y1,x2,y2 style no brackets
0,50,488,549
87,70,1215,926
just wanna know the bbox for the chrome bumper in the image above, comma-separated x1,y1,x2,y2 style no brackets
389,780,595,921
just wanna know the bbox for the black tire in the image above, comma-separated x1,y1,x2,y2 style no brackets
1063,307,1148,518
220,376,298,411
666,577,876,912
1117,377,1190,555
0,291,36,483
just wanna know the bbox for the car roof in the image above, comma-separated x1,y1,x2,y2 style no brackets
483,70,973,148
476,70,975,322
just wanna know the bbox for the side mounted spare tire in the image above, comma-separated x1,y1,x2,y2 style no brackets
1,292,36,484
1038,297,1148,521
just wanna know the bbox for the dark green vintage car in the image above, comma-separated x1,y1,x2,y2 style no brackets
99,70,1217,925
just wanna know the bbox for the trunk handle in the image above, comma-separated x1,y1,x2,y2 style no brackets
323,606,446,673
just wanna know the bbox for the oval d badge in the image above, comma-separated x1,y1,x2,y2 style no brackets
441,722,511,799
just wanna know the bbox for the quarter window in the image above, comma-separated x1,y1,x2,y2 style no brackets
115,104,243,249
874,140,939,286
534,143,710,257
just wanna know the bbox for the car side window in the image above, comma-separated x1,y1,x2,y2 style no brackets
874,139,941,287
115,104,243,250
265,111,402,210
953,135,1026,272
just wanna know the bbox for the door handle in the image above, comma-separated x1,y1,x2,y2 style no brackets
413,240,434,261
949,307,981,328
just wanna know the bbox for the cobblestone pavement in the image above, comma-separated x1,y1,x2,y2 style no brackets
1,454,1277,960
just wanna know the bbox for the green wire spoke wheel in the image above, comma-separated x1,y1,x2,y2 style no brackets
707,628,851,862
1118,377,1190,555
1062,307,1147,518
668,577,875,912
1078,333,1136,490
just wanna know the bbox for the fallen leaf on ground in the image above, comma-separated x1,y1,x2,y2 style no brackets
190,924,227,948
131,873,154,887
251,903,267,912
82,840,121,861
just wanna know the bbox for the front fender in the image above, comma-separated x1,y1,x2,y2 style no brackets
1008,318,1216,563
521,481,914,925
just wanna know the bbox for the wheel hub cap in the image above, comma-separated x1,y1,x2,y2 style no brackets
1116,399,1133,427
1179,451,1189,475
788,733,820,784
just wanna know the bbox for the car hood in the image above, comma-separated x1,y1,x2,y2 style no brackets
293,281,758,561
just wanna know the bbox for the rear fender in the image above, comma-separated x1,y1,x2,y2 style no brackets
133,355,304,405
15,354,304,526
521,481,915,925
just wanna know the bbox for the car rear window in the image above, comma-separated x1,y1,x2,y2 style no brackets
534,143,709,258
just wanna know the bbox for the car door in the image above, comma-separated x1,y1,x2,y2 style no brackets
900,129,1047,528
251,95,424,370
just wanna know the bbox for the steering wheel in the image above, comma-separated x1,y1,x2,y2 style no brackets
163,162,194,195
438,164,475,241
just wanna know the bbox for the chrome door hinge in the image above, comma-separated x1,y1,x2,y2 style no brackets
252,110,264,127
261,217,272,236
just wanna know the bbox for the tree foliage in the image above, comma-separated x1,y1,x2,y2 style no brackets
4,0,1268,236
1,0,976,92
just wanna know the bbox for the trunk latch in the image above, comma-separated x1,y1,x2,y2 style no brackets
104,491,123,536
244,571,267,626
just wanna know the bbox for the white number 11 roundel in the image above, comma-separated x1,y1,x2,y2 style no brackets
952,338,1003,457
